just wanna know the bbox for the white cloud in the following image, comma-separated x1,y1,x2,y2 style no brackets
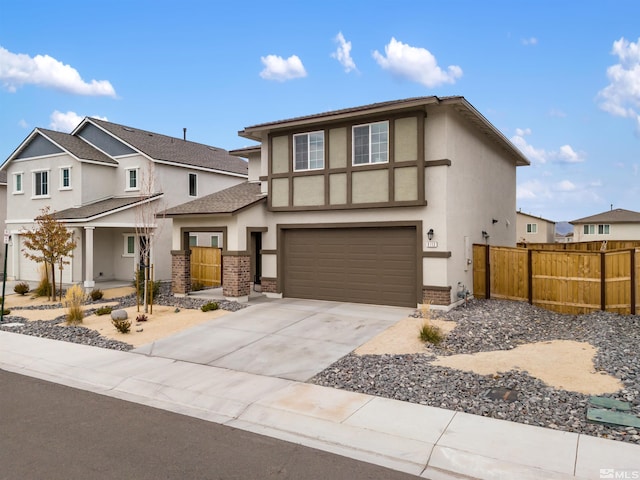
17,119,28,129
331,32,357,73
49,110,107,133
511,128,584,164
0,46,116,97
555,180,576,192
516,179,551,200
549,108,567,118
597,37,640,133
259,54,307,82
372,37,462,87
522,37,538,46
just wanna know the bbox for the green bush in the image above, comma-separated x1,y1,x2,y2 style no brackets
201,301,219,312
90,289,104,301
13,282,30,295
36,276,52,297
112,317,131,334
95,306,113,316
419,322,444,345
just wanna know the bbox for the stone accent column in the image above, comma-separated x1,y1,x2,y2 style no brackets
422,285,452,306
260,277,278,294
83,227,95,289
171,250,191,295
222,254,251,301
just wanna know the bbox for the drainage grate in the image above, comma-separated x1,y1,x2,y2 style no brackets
484,387,519,402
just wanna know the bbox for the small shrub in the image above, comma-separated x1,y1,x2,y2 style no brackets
191,281,205,291
136,313,148,322
201,301,219,312
13,282,30,295
95,306,113,316
90,289,104,301
112,317,131,334
65,284,86,324
35,276,52,297
419,322,444,345
2,309,10,315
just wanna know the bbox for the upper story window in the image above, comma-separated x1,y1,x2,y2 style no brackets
189,173,197,197
13,172,23,194
60,166,71,190
33,170,49,198
353,121,388,165
526,223,537,234
294,131,324,171
583,224,610,235
126,168,139,191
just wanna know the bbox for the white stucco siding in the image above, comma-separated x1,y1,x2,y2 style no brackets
80,162,116,204
572,222,640,242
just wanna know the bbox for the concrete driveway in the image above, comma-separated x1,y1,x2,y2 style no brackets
132,298,413,381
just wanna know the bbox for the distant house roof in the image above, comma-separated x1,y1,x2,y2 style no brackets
517,211,556,224
53,194,163,222
238,96,530,167
162,182,265,216
37,128,118,165
570,208,640,224
86,118,248,176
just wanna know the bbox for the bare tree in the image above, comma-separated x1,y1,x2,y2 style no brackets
21,206,77,301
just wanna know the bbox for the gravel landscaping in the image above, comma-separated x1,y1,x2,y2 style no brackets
0,290,248,351
310,299,640,444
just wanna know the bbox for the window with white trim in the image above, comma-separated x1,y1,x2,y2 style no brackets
33,170,49,197
526,223,537,234
598,224,610,234
60,167,71,189
583,224,610,235
125,168,139,191
189,235,198,247
13,172,23,194
353,121,388,165
294,131,324,171
189,173,197,197
123,234,135,257
210,234,222,248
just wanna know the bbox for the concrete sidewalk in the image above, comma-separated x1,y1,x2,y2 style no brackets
1,331,638,479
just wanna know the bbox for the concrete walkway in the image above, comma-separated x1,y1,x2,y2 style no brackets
1,301,639,479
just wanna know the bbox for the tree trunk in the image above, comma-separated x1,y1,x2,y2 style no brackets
50,260,57,302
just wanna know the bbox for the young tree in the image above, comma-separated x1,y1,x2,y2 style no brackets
21,206,77,301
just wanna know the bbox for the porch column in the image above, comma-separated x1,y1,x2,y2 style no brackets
222,254,251,302
171,249,191,295
84,227,95,289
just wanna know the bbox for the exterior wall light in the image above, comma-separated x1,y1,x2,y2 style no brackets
427,228,434,241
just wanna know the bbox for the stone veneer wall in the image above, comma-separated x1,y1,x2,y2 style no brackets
422,286,452,306
171,250,191,294
223,255,251,298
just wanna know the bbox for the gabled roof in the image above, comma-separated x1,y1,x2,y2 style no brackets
85,118,248,176
162,182,265,216
238,96,529,167
37,128,118,165
53,194,163,222
517,211,556,224
570,208,640,224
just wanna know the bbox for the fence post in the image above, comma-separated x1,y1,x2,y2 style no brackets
528,249,533,305
631,249,636,315
485,243,491,300
600,252,606,311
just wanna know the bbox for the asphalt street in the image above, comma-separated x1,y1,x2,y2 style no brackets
0,369,422,480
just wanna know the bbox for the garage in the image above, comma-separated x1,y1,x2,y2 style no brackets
282,226,418,307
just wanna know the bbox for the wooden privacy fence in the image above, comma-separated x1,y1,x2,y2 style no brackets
473,244,640,315
190,246,222,287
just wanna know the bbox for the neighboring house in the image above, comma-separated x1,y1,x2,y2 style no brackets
571,208,640,242
0,171,6,273
165,96,529,308
555,232,574,243
0,118,247,287
516,211,556,243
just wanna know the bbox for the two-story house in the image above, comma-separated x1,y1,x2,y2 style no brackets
571,208,640,242
165,96,529,308
0,118,247,288
516,211,556,244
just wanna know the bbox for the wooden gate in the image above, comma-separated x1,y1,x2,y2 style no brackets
190,247,222,287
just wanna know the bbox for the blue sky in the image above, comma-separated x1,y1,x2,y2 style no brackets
1,0,639,222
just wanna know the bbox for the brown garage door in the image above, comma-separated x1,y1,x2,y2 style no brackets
283,227,417,307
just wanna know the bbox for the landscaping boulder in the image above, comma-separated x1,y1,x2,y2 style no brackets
110,309,128,321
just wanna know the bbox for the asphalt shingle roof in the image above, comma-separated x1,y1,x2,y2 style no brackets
38,129,118,165
88,118,248,176
570,208,640,224
53,194,163,221
162,182,264,216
